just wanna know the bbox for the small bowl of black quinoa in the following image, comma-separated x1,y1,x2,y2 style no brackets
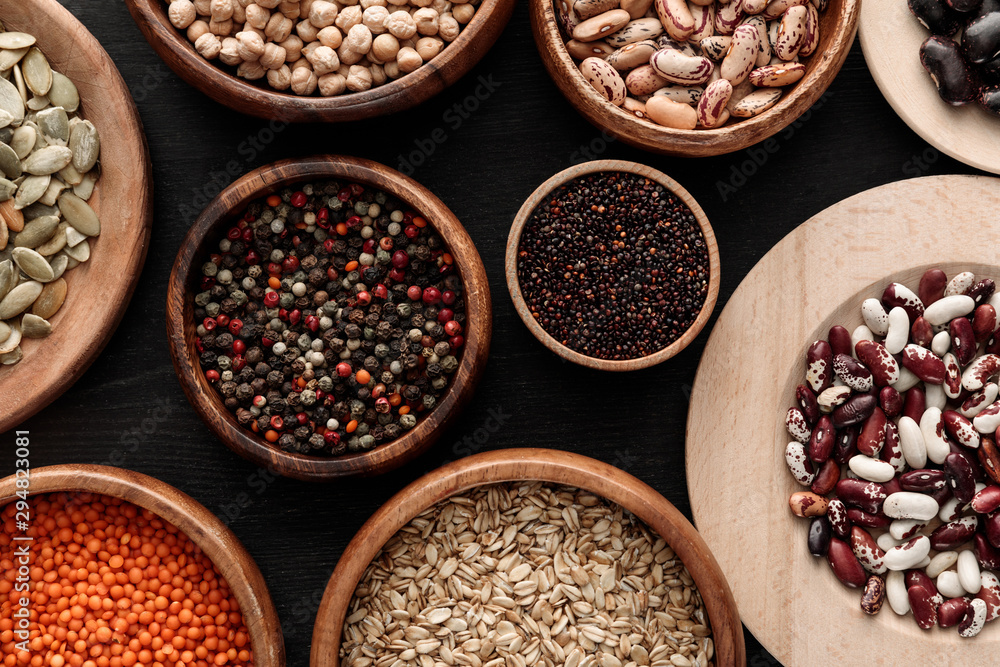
167,156,492,480
506,160,719,371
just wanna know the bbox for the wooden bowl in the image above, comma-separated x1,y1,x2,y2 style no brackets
310,448,746,666
688,175,1000,663
505,160,720,371
166,155,492,481
529,0,860,156
0,464,284,664
123,0,515,123
0,0,153,432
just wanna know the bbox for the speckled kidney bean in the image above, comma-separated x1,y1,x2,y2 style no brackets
828,537,868,588
943,410,980,449
818,386,852,414
827,498,850,539
833,394,877,428
960,598,988,637
796,384,820,424
574,8,633,41
848,507,891,529
977,572,1000,620
785,441,816,485
649,48,714,84
901,344,946,384
857,408,887,457
833,353,873,392
910,316,934,348
882,421,906,473
882,282,925,322
930,516,979,550
970,278,995,306
946,451,978,503
938,597,971,628
962,354,1000,393
979,436,1000,483
908,584,939,629
976,533,1000,569
950,317,977,366
695,78,732,127
959,384,998,419
653,0,694,40
860,575,886,615
903,386,927,422
973,304,997,342
900,468,947,492
850,526,887,574
855,340,900,387
972,485,1000,513
836,478,887,514
879,386,903,418
789,490,829,517
720,24,759,84
786,406,811,443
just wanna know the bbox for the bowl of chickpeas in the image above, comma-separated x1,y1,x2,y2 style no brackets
123,0,516,122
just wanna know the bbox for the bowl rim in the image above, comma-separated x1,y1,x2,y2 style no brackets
0,464,284,665
165,155,492,481
123,0,517,123
504,159,720,371
0,0,153,432
309,447,746,667
528,0,861,156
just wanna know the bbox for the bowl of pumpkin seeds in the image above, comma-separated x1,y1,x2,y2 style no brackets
0,0,152,431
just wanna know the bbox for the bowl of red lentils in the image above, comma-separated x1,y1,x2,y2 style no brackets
166,155,492,481
123,0,516,122
0,463,284,665
506,160,719,371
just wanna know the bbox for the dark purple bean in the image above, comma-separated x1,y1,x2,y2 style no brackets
909,0,964,32
964,11,1000,63
980,85,1000,113
947,0,982,10
808,516,832,557
921,36,978,105
833,425,860,465
946,451,978,504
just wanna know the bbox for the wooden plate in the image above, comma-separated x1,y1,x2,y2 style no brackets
859,0,1000,174
0,464,284,664
0,0,153,432
687,175,1000,664
311,448,745,666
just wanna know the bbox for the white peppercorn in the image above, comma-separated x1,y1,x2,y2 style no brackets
317,26,343,48
210,0,234,21
238,59,267,79
384,10,417,39
318,72,347,95
264,13,293,41
267,64,293,89
260,42,287,69
291,65,319,94
296,19,320,42
452,3,474,22
337,43,364,65
370,33,399,62
346,23,373,53
412,8,439,35
363,6,390,33
346,66,371,91
219,36,243,65
415,35,442,59
438,13,459,40
237,30,266,60
195,32,223,58
308,45,341,75
168,0,197,29
309,0,339,27
279,34,304,60
187,19,211,41
396,46,422,73
335,5,363,31
370,62,387,85
195,0,212,14
209,18,234,35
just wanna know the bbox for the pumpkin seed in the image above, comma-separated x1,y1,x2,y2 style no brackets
0,199,22,231
32,276,65,319
0,319,21,354
13,174,49,209
47,72,78,112
0,47,28,72
0,140,20,179
0,345,22,365
10,125,34,159
24,145,71,175
69,120,99,172
0,76,23,127
38,178,67,207
0,216,5,251
26,95,48,112
21,313,50,338
63,237,89,262
73,171,96,200
12,64,26,104
21,47,51,97
33,224,66,256
12,214,56,248
0,280,41,318
0,109,11,128
47,252,67,281
64,254,78,270
20,201,55,221
58,162,82,185
0,33,35,50
0,177,14,202
57,192,99,236
64,226,86,247
36,107,67,144
12,247,53,281
0,320,9,344
0,127,11,144
0,258,14,300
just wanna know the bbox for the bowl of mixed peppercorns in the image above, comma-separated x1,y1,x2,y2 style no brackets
166,155,491,480
506,160,719,371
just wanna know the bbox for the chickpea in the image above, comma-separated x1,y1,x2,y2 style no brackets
317,26,343,48
415,35,442,60
410,0,433,7
370,63,387,85
452,3,474,22
337,62,351,77
280,34,305,60
236,30,266,60
238,59,267,79
383,10,416,39
335,5,363,32
208,17,234,35
219,36,243,65
337,42,365,65
237,0,253,7
340,0,360,5
296,18,320,42
195,0,212,15
384,59,400,78
318,72,347,96
399,36,416,49
346,24,373,53
260,42,288,69
265,12,294,41
386,0,408,5
346,64,373,92
244,3,270,28
395,46,422,73
362,6,389,34
232,2,247,22
412,8,439,35
361,0,388,7
300,0,318,17
431,0,451,13
307,45,341,75
438,13,459,41
187,19,210,41
292,57,314,70
256,0,280,6
370,33,399,62
291,65,318,94
309,1,339,28
278,0,300,19
210,0,234,21
267,64,293,89
195,32,223,59
168,0,197,29
301,40,321,61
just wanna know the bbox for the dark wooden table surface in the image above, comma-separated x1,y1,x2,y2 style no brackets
1,1,985,664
